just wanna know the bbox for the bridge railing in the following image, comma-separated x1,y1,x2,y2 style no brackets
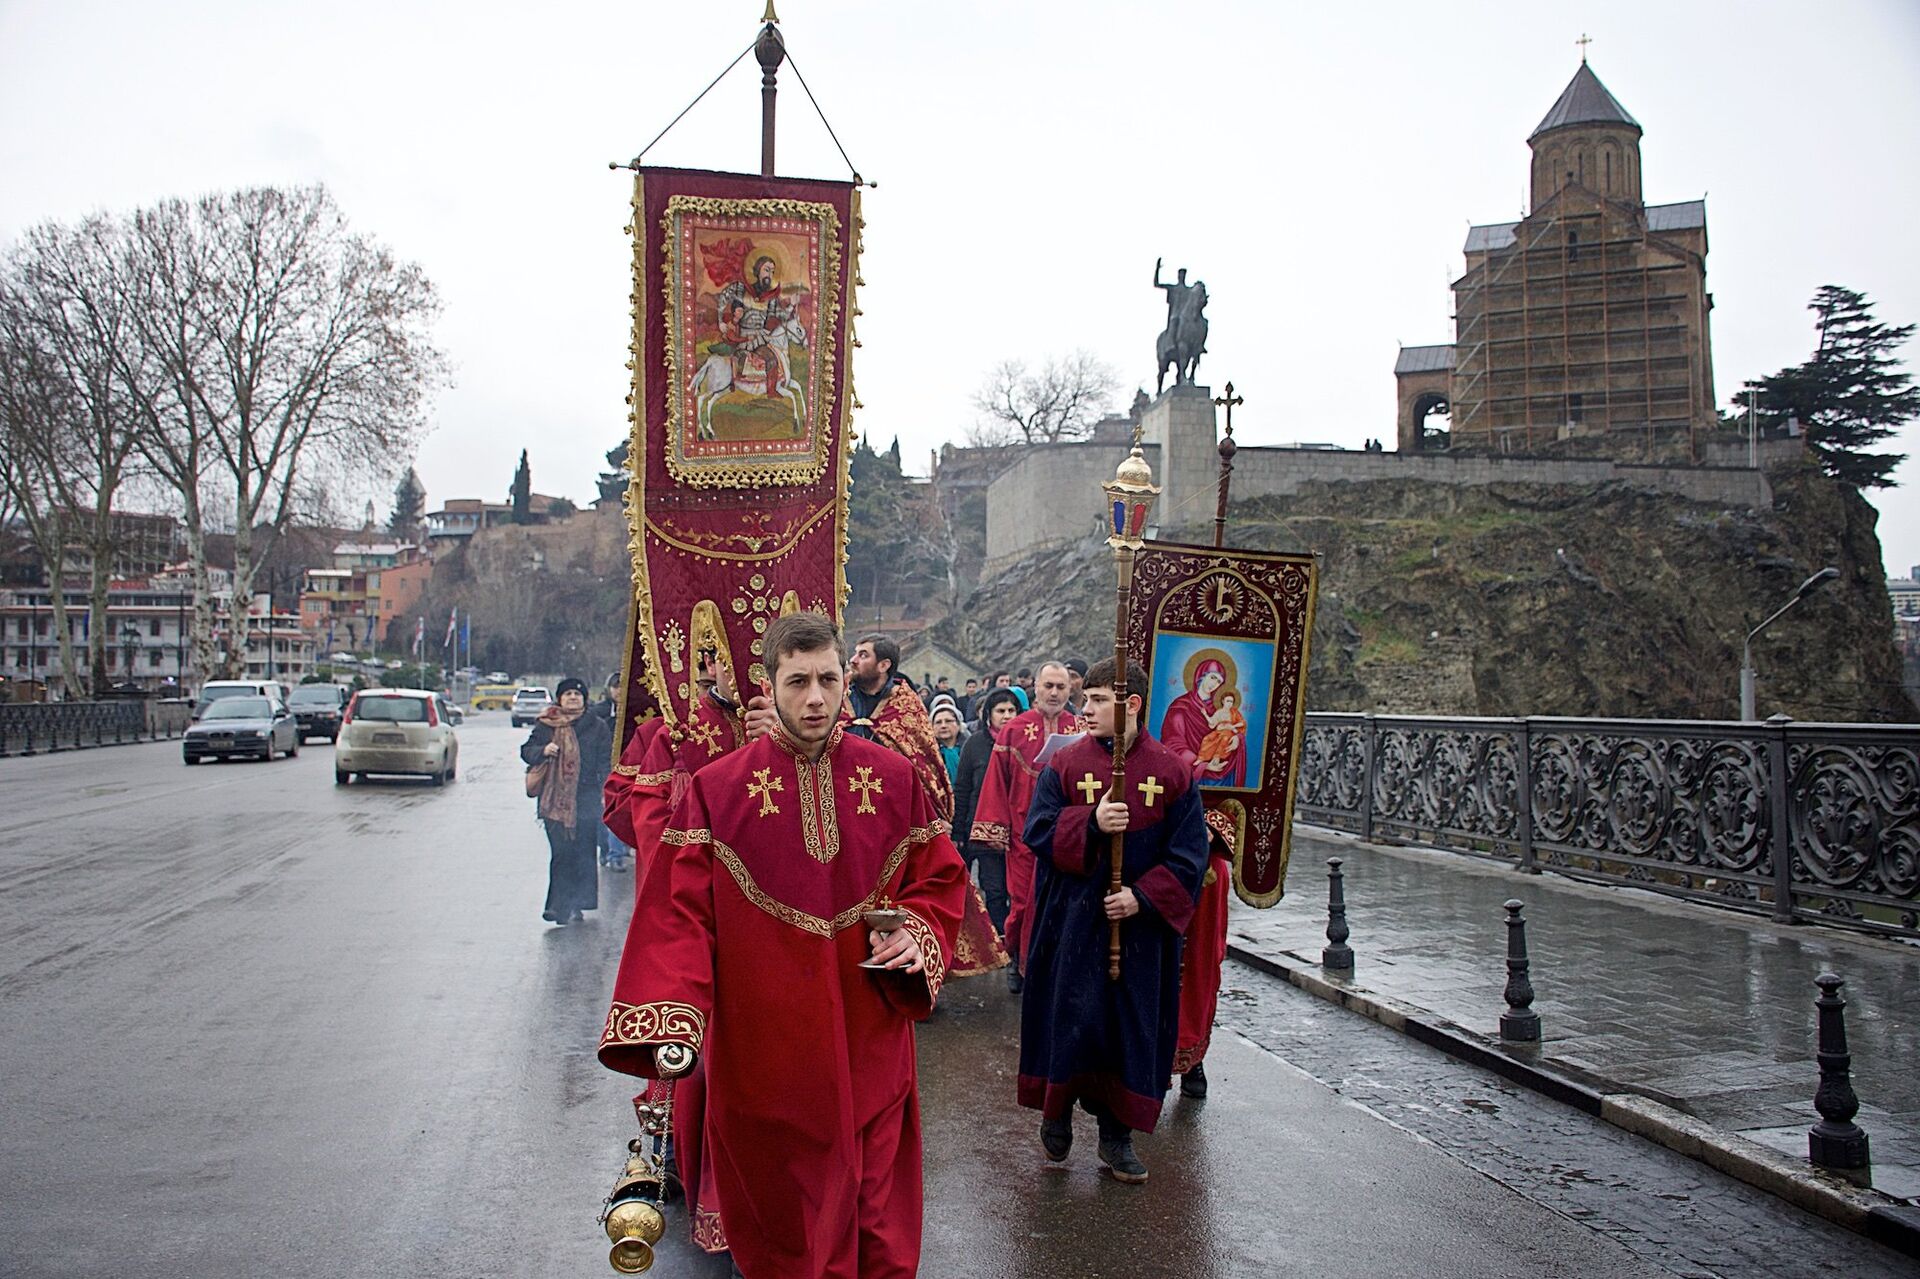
1294,712,1920,941
0,699,195,757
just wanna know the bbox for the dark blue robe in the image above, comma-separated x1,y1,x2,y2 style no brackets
1016,732,1210,1132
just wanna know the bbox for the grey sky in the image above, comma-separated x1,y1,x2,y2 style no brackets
3,0,1916,577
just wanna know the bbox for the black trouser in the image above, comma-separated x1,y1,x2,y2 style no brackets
1082,1097,1132,1142
543,817,599,917
966,845,1009,932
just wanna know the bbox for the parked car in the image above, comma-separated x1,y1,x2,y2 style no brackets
435,693,465,726
335,688,459,786
287,683,350,742
183,696,300,763
509,686,553,727
194,679,290,719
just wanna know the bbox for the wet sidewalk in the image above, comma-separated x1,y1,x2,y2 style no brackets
1228,827,1920,1203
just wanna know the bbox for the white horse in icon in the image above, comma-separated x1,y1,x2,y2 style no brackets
688,312,809,440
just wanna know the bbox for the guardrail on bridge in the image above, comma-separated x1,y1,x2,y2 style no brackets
0,700,195,757
1295,713,1920,942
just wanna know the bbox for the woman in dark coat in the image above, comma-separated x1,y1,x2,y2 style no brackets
952,687,1023,933
520,676,611,925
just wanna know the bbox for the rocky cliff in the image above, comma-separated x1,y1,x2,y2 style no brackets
933,465,1916,723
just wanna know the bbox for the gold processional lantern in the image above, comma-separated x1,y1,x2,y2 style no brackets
1100,438,1159,979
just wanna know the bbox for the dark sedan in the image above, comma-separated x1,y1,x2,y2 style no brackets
288,683,349,742
182,697,300,763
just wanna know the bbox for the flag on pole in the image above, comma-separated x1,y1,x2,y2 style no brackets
444,606,458,648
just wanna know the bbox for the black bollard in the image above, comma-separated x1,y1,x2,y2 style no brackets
1322,857,1354,971
1808,972,1871,1183
1499,899,1540,1042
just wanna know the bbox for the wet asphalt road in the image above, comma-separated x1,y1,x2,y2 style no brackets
0,717,1892,1277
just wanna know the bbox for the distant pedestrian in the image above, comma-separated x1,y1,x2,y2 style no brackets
931,702,964,783
521,676,611,925
953,686,1022,935
591,676,632,872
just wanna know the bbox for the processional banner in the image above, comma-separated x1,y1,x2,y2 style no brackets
616,167,861,746
1128,541,1318,906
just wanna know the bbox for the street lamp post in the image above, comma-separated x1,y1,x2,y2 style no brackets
1740,567,1839,720
120,622,141,689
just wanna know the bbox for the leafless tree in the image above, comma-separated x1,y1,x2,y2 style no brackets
967,350,1119,447
121,185,447,678
1,216,148,693
0,280,88,696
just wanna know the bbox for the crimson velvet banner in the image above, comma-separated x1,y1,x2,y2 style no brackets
1127,541,1319,906
616,167,861,745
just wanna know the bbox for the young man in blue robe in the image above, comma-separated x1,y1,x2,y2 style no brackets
1016,655,1211,1183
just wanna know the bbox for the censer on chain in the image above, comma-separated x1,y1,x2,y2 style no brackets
599,1044,691,1273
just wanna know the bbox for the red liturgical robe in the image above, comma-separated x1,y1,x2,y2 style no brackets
845,680,1009,977
1175,812,1235,1073
968,706,1080,968
599,724,968,1279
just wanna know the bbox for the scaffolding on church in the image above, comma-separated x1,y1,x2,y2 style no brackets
1450,203,1708,463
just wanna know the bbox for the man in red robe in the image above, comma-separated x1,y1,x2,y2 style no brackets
969,660,1080,988
601,613,968,1279
604,654,748,888
847,633,1009,978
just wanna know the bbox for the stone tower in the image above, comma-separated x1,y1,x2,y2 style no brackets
1396,61,1717,462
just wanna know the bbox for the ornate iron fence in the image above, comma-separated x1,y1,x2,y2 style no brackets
0,700,195,756
1296,713,1920,941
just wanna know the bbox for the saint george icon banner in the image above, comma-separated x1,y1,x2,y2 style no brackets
1127,541,1318,905
616,167,862,747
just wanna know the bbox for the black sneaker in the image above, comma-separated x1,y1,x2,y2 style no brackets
1180,1062,1209,1099
1040,1116,1072,1162
1007,968,1024,994
1097,1136,1148,1184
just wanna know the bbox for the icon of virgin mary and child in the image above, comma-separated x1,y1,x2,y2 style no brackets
1157,648,1253,788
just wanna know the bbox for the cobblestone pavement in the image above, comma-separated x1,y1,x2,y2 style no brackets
1215,956,1917,1277
1231,828,1920,1200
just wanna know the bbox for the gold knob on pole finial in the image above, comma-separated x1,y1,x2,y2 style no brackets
763,1,780,22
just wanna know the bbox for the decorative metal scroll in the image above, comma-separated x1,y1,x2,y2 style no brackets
1293,713,1920,941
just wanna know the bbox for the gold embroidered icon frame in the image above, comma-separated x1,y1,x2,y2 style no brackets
662,195,842,489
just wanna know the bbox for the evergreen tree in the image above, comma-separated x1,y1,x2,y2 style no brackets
1742,286,1916,488
509,450,532,523
388,466,426,537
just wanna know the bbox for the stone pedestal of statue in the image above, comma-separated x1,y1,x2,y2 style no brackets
1139,384,1219,540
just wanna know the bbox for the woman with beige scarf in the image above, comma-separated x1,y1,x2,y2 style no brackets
519,676,611,925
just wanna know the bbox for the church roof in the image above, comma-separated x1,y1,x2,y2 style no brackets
1464,221,1518,253
1530,63,1640,140
1646,200,1705,232
1395,345,1455,375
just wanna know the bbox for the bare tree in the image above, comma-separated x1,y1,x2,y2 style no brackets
967,350,1119,447
0,281,88,696
122,185,447,678
2,216,148,693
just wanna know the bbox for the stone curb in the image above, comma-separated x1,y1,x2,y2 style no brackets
1224,940,1920,1261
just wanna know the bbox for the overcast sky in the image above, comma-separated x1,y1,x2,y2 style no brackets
3,0,1917,577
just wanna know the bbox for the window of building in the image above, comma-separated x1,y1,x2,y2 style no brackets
1603,148,1613,194
149,618,162,637
1568,230,1580,264
14,618,25,638
1569,393,1585,423
149,650,164,668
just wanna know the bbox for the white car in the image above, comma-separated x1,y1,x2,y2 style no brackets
335,688,459,786
509,687,553,727
194,679,291,719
